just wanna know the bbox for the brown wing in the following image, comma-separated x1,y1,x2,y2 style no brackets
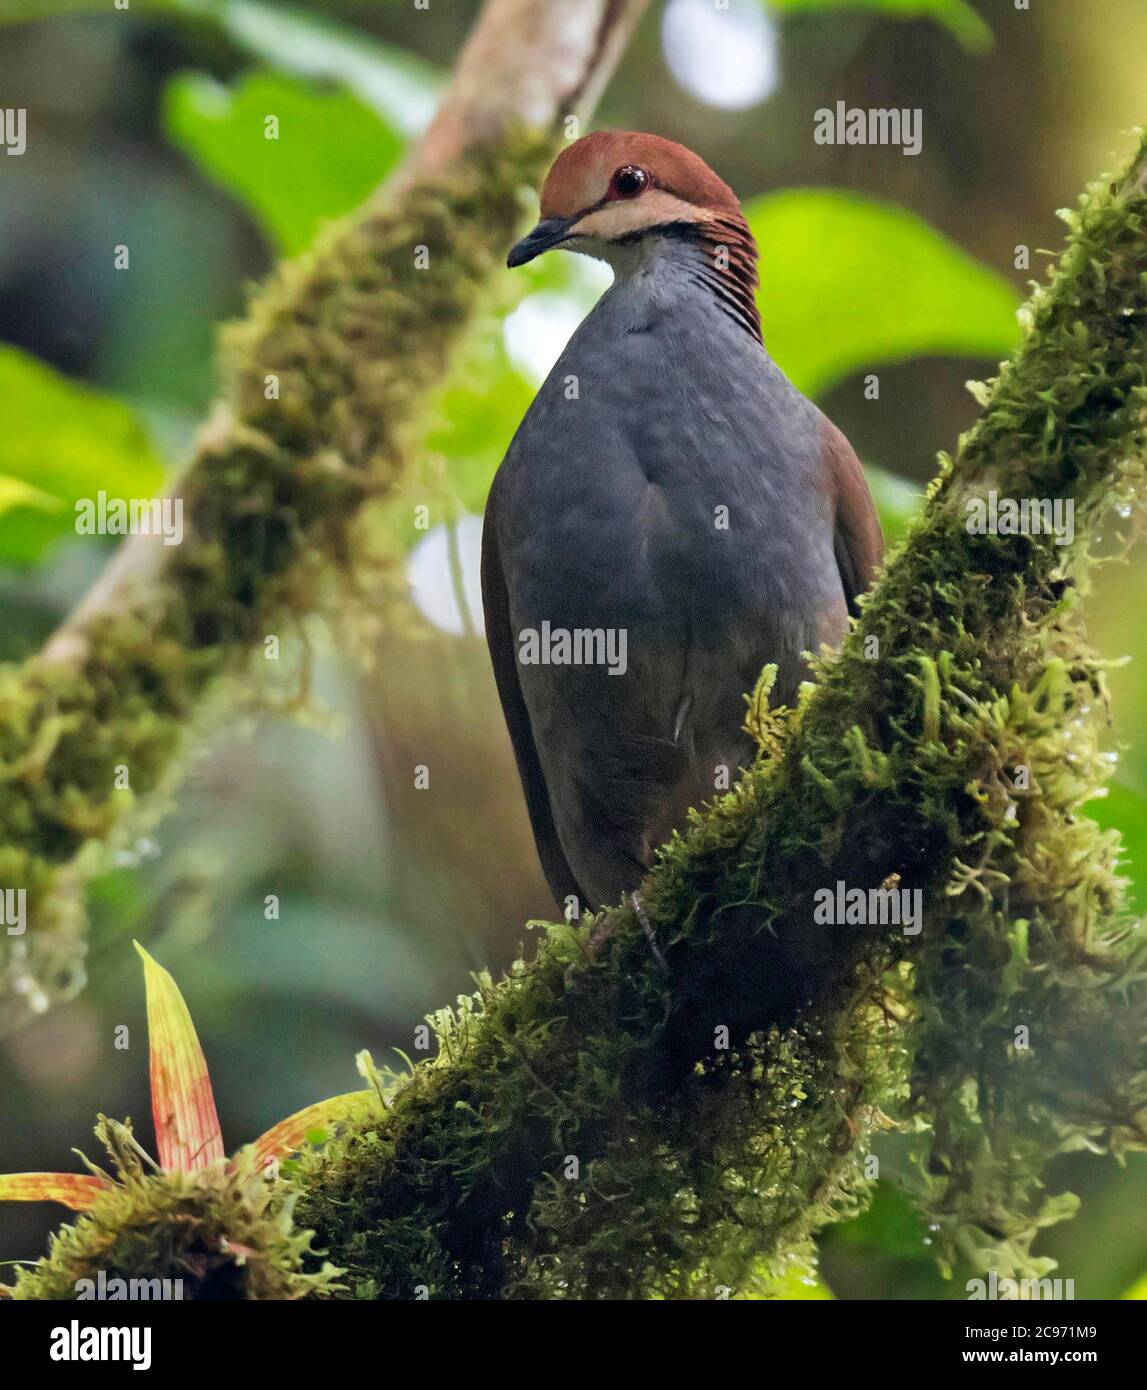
481,480,585,910
821,416,884,615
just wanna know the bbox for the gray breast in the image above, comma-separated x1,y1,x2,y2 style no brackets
492,259,842,906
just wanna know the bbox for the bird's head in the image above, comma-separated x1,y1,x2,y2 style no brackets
508,131,760,337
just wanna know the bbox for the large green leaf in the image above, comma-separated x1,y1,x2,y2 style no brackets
767,0,991,52
422,349,536,520
747,189,1021,398
0,347,163,568
216,0,441,133
165,70,402,257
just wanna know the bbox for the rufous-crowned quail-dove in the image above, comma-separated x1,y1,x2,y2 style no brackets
482,131,883,922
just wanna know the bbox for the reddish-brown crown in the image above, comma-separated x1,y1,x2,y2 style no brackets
532,131,762,342
539,130,744,220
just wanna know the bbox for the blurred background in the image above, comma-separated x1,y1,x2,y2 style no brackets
1,0,1145,1298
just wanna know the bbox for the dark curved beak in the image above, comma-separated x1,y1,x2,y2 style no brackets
507,216,574,268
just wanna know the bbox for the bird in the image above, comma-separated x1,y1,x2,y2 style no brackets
481,131,883,926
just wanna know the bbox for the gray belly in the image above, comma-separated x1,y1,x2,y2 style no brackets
508,487,833,909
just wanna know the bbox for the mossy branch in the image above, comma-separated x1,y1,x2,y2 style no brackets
0,0,650,1030
12,132,1147,1301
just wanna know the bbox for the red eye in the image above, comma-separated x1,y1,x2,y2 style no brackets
610,165,648,200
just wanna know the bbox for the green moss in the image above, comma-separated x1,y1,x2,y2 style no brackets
292,944,905,1300
10,1119,339,1301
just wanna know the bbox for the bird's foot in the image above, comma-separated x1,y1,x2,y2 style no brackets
630,890,667,969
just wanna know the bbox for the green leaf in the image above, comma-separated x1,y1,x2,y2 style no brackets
767,0,991,53
746,189,1021,398
0,476,61,520
0,347,163,568
1087,777,1147,914
866,465,923,545
217,0,441,133
164,70,403,257
421,341,536,519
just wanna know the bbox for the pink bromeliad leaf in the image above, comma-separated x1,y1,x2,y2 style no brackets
0,1173,109,1211
134,942,224,1172
250,1091,375,1173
